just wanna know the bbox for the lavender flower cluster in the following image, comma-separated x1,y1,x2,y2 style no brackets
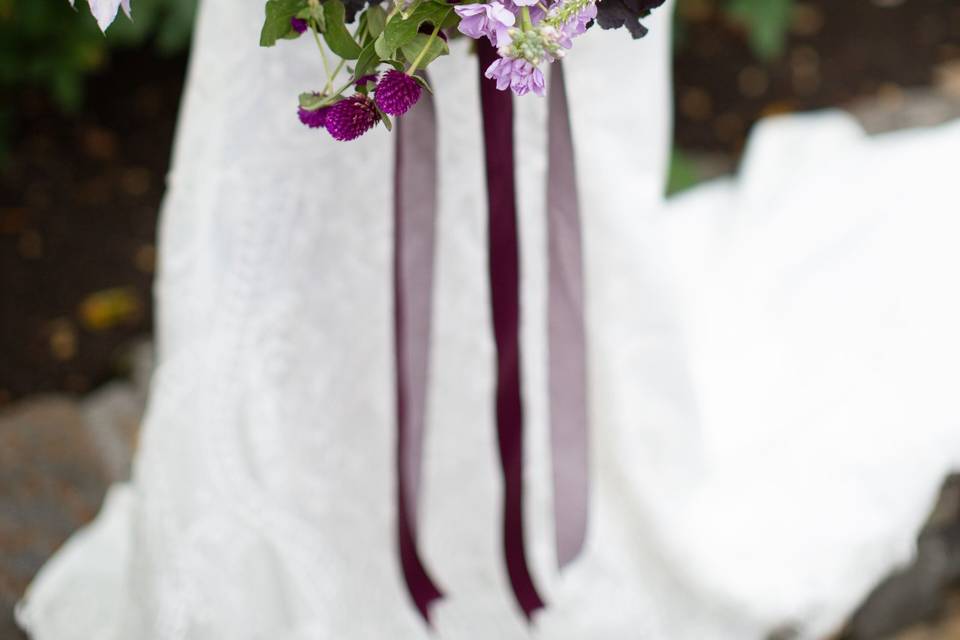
457,0,596,97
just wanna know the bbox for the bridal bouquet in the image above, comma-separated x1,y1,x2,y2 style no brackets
69,0,663,141
261,0,666,140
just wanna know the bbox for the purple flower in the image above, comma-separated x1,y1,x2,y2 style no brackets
485,56,546,96
374,71,422,117
556,1,596,47
455,2,516,47
324,95,381,141
503,0,546,23
291,16,309,34
298,105,330,129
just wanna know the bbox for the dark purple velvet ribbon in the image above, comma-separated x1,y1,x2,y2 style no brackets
477,39,547,619
393,45,589,623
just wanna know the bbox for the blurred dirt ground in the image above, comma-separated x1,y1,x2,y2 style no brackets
0,342,149,639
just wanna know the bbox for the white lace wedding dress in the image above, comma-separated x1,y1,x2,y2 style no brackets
17,0,960,638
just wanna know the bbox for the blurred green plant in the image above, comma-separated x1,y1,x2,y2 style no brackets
675,0,795,61
725,0,793,60
666,148,702,196
0,0,196,113
667,0,794,194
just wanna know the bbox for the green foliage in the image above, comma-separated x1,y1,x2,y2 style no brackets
377,2,453,60
725,0,792,60
399,32,448,69
322,0,363,59
260,0,308,46
264,0,453,111
0,0,197,113
675,0,795,61
666,148,702,196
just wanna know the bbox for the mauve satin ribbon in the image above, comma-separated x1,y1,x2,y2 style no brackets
545,60,589,568
394,82,444,622
393,46,589,622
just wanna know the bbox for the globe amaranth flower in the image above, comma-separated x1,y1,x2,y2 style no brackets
455,2,516,47
68,0,130,32
485,56,546,97
290,17,309,34
298,105,330,129
374,71,422,117
324,95,381,141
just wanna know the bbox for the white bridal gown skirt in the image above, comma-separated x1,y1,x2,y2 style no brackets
17,0,960,637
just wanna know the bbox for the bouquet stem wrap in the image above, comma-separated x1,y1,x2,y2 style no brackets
393,40,589,622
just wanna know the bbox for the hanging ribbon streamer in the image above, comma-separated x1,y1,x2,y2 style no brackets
394,81,445,622
477,39,547,619
545,61,589,568
393,46,589,622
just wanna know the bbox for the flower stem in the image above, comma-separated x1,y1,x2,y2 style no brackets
319,77,360,106
406,10,450,75
521,6,534,31
310,26,339,94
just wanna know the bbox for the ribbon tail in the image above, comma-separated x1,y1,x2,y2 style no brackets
394,80,444,622
546,62,590,568
478,40,546,620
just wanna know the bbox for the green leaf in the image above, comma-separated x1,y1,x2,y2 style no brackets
399,32,449,68
322,0,363,59
366,5,387,40
666,148,702,196
412,74,433,93
296,5,326,31
374,32,394,59
356,11,369,42
725,0,793,61
299,92,325,109
260,0,309,47
355,41,382,78
381,3,452,59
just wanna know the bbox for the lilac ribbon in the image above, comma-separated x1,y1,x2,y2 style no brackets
393,47,589,622
545,61,589,568
394,83,444,622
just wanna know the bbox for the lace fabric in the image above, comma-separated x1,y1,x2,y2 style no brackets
17,0,960,637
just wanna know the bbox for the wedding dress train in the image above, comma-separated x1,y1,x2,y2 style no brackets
17,0,960,637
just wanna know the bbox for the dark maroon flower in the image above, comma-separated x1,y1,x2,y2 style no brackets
298,104,330,129
290,16,309,34
374,70,422,117
595,0,665,39
324,95,381,141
